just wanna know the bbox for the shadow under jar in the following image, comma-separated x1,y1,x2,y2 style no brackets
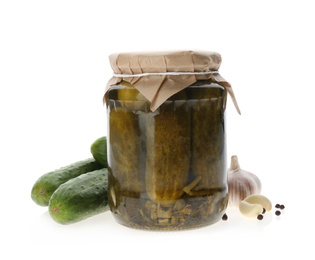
107,79,229,230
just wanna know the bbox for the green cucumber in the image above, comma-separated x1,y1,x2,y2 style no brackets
90,136,108,167
31,158,103,206
49,168,109,224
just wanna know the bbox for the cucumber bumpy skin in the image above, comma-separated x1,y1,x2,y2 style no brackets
31,158,103,206
90,136,108,167
48,168,109,224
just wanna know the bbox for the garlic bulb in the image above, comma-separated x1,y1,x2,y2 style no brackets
227,155,262,207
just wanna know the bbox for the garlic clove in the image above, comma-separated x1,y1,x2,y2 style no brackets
243,194,272,211
239,200,264,218
227,155,262,207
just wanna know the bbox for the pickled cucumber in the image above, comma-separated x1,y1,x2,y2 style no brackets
108,83,148,221
145,91,191,204
186,81,227,191
109,106,144,195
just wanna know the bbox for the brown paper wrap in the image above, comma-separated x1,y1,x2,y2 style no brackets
104,50,241,114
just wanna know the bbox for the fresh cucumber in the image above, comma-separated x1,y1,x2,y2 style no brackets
31,158,103,206
90,136,108,167
49,168,109,224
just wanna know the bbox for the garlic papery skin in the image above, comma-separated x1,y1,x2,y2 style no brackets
227,155,262,207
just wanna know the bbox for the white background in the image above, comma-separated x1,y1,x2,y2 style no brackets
1,0,314,259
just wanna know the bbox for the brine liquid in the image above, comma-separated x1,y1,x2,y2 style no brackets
107,84,228,230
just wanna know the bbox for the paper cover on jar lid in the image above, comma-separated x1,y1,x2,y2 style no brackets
104,50,241,114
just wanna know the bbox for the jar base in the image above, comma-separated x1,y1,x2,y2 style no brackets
112,212,225,231
109,188,228,231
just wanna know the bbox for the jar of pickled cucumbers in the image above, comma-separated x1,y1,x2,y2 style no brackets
104,50,240,230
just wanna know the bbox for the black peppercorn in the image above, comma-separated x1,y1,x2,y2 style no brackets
275,210,281,216
280,205,285,210
222,213,228,221
257,214,263,220
275,204,280,208
262,208,266,214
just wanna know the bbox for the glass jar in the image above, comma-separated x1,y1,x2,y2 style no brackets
107,79,228,230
